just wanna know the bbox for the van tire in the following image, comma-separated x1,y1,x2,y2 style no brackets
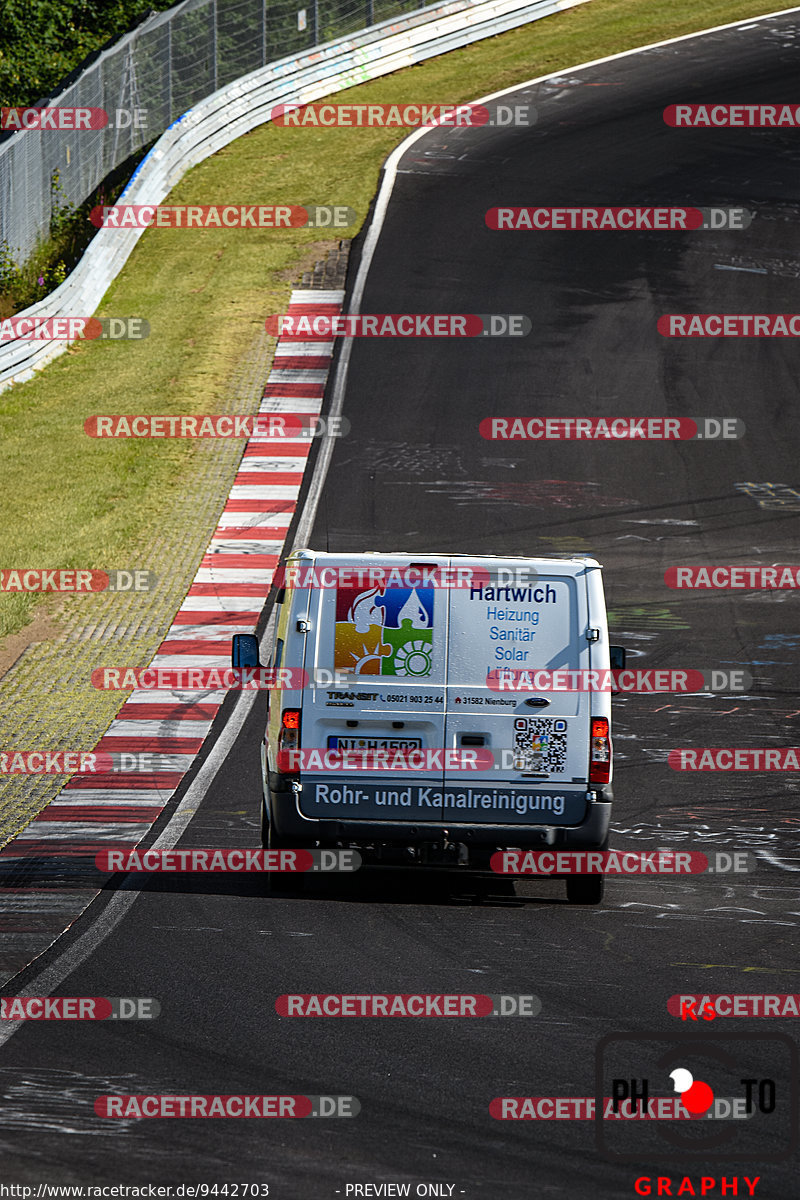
566,874,605,905
261,802,300,892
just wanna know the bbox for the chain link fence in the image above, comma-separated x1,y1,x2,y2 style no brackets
0,0,422,264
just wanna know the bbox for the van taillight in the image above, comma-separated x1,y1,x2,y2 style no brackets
277,709,301,771
589,717,611,785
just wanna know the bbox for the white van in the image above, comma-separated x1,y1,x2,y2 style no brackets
232,551,624,904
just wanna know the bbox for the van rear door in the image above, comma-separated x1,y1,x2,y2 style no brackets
295,555,448,824
442,559,592,828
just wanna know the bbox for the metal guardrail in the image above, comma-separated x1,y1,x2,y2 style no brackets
0,0,588,391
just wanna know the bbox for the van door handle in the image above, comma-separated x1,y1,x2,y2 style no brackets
523,697,550,707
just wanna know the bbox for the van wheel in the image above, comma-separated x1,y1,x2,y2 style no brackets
261,807,298,892
566,874,605,905
267,820,315,893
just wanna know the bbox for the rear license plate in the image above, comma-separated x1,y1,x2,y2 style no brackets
327,736,423,751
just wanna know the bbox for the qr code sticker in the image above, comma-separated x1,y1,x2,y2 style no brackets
512,717,567,773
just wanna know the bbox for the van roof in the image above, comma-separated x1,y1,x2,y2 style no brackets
286,550,602,572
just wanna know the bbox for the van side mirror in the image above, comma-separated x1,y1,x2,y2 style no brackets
232,633,260,668
609,645,627,670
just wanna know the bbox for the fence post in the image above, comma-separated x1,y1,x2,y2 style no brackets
167,20,173,123
212,0,219,91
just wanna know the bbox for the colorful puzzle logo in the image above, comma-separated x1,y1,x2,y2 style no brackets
334,585,434,676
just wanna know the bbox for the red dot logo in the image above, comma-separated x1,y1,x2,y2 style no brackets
670,1067,715,1116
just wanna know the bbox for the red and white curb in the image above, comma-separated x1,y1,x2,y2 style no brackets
0,289,344,978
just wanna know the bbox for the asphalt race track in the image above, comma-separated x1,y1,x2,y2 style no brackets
2,10,800,1197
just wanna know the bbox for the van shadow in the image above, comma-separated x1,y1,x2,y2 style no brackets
0,856,567,906
98,866,565,907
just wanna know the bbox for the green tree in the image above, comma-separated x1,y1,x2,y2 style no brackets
0,0,175,108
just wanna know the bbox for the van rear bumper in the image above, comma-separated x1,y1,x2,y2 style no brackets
268,784,612,850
